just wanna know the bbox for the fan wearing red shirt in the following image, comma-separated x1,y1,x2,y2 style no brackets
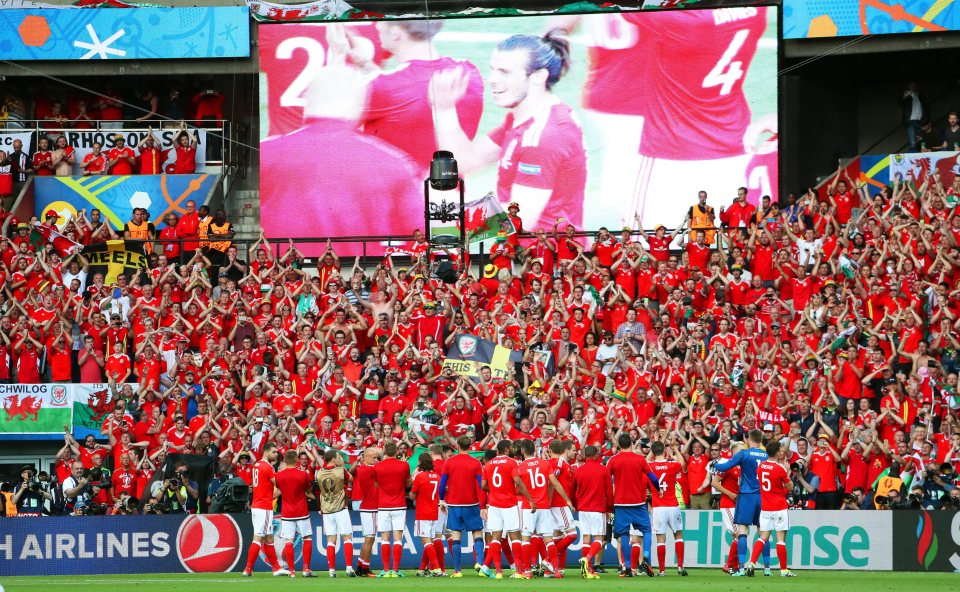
686,230,712,271
373,441,411,576
607,433,660,576
808,434,841,508
82,143,107,175
111,453,137,497
747,442,795,577
175,200,201,261
276,449,316,577
573,445,613,578
439,436,485,575
410,454,443,573
173,127,198,174
32,137,54,176
105,136,135,175
648,441,688,576
516,439,572,578
479,440,526,577
242,443,288,576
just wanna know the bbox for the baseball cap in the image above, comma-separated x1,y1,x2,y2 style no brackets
45,210,59,219
763,423,774,431
508,202,519,211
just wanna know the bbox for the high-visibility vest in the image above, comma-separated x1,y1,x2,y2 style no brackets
198,216,212,248
207,221,232,252
126,220,152,254
1,490,15,516
689,205,715,244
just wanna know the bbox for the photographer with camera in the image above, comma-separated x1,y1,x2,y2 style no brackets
840,487,866,510
110,491,140,515
11,466,53,516
787,458,819,509
156,461,199,514
62,462,93,514
916,462,957,509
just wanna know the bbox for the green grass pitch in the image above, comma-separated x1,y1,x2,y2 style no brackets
1,569,955,592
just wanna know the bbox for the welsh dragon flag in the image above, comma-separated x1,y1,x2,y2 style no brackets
430,192,517,246
32,221,82,258
462,192,517,243
0,384,72,438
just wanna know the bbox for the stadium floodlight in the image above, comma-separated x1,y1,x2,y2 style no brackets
429,150,459,191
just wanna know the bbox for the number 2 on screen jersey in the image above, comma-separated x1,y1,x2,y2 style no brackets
276,37,327,108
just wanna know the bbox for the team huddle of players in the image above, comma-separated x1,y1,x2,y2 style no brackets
240,430,794,579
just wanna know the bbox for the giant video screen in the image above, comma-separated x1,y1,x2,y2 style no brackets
259,7,778,254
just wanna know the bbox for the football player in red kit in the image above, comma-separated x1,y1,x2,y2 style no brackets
276,449,316,577
243,443,289,577
573,445,613,579
746,441,796,578
480,439,528,579
648,441,688,576
352,447,381,576
410,453,443,576
547,440,579,574
516,439,573,578
430,30,587,230
374,440,412,577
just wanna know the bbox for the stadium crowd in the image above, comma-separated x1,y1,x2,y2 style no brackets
2,172,960,530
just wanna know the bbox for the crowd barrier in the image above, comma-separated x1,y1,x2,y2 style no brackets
1,510,955,575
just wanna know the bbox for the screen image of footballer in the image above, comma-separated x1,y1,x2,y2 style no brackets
258,7,778,255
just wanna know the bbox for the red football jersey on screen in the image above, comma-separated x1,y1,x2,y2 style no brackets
582,13,650,115
632,7,768,160
363,57,484,173
487,103,587,230
258,23,391,136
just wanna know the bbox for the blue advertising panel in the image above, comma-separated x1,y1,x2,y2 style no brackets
0,6,250,60
0,510,895,576
784,0,960,39
35,173,217,231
